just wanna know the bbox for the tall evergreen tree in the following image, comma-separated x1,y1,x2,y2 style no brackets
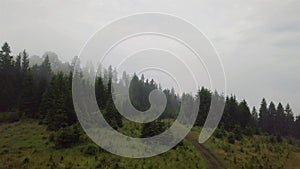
238,100,251,128
275,103,285,135
268,102,277,134
221,96,239,130
258,98,269,133
41,73,74,130
36,56,52,115
248,106,259,132
294,116,300,139
103,98,122,129
141,120,167,138
21,50,29,74
285,104,294,136
0,42,13,71
19,70,38,117
195,87,211,126
95,76,106,109
13,54,22,107
0,42,14,111
251,107,259,125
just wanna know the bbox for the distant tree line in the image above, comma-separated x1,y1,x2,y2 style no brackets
1,42,300,144
194,86,298,138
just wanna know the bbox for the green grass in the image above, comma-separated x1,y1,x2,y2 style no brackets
0,120,207,169
189,127,300,169
2,119,299,169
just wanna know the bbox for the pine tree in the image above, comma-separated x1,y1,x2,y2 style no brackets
294,116,300,139
103,98,122,129
128,74,143,110
0,42,14,111
141,120,167,138
238,100,251,128
195,87,211,126
268,102,277,134
13,54,22,107
258,98,269,133
275,103,285,135
15,54,22,74
0,42,13,71
95,76,106,109
285,104,294,136
251,107,259,125
41,73,72,130
21,50,29,74
221,96,239,130
19,70,38,118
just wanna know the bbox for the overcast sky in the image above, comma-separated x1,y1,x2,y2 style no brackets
1,0,299,114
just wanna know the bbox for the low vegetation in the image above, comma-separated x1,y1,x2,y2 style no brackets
190,127,300,169
0,120,207,169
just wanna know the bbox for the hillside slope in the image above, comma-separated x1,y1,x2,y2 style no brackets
0,120,207,169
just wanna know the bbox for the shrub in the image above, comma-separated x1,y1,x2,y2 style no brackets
214,129,224,139
270,136,276,143
223,144,231,152
172,141,184,150
233,126,243,141
243,127,255,136
228,134,236,144
276,135,283,143
51,124,81,149
96,159,107,169
0,112,21,123
83,145,98,156
235,132,243,141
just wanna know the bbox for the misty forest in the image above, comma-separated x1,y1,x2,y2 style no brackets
1,42,300,169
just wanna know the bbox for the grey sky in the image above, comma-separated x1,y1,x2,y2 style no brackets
1,0,299,114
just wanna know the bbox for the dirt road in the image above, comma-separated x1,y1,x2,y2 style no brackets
185,134,224,169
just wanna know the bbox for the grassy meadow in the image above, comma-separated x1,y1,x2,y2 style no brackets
0,119,207,169
190,127,300,169
1,114,300,169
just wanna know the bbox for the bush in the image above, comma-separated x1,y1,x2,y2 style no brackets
228,134,236,144
276,135,283,143
235,132,243,141
270,136,276,143
0,112,21,123
214,129,224,139
82,145,98,156
243,127,255,136
233,125,243,141
172,141,184,150
51,124,81,149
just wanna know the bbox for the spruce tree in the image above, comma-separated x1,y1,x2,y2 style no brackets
285,104,294,136
258,98,268,133
95,76,106,109
275,103,285,135
42,73,71,130
103,98,122,129
141,120,167,138
0,42,14,111
195,87,211,126
19,70,37,117
268,102,277,134
238,100,251,128
21,50,29,74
